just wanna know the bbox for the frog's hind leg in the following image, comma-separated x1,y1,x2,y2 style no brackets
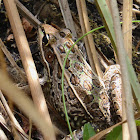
110,72,122,122
103,64,122,123
99,88,113,126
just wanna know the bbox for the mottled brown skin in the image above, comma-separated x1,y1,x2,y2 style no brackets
40,24,122,130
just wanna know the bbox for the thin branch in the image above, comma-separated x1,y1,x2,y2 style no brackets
76,0,103,78
89,111,140,140
123,0,133,61
0,90,29,139
58,0,77,38
122,1,133,139
15,0,41,28
0,70,55,140
3,0,55,139
110,1,138,140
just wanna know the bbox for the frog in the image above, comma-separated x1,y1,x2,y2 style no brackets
39,24,122,131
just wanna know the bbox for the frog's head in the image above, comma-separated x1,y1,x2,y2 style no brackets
41,24,57,45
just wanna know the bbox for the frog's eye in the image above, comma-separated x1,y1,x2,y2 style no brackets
43,33,57,45
59,31,66,38
42,33,50,44
41,27,50,44
59,28,72,38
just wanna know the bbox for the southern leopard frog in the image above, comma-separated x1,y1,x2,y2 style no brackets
39,24,122,130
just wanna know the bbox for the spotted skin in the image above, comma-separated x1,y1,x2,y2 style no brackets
40,24,122,131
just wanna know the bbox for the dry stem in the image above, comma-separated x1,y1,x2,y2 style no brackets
3,0,55,139
110,1,138,140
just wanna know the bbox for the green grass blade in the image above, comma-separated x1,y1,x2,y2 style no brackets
126,56,140,103
61,46,74,140
95,0,117,54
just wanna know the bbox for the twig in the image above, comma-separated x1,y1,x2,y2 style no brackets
0,70,56,140
76,0,103,78
110,1,138,140
3,0,55,139
89,111,140,140
58,0,77,38
123,0,133,61
89,120,125,140
76,0,95,72
0,90,29,140
133,8,140,15
15,0,41,28
122,1,133,139
38,27,51,78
